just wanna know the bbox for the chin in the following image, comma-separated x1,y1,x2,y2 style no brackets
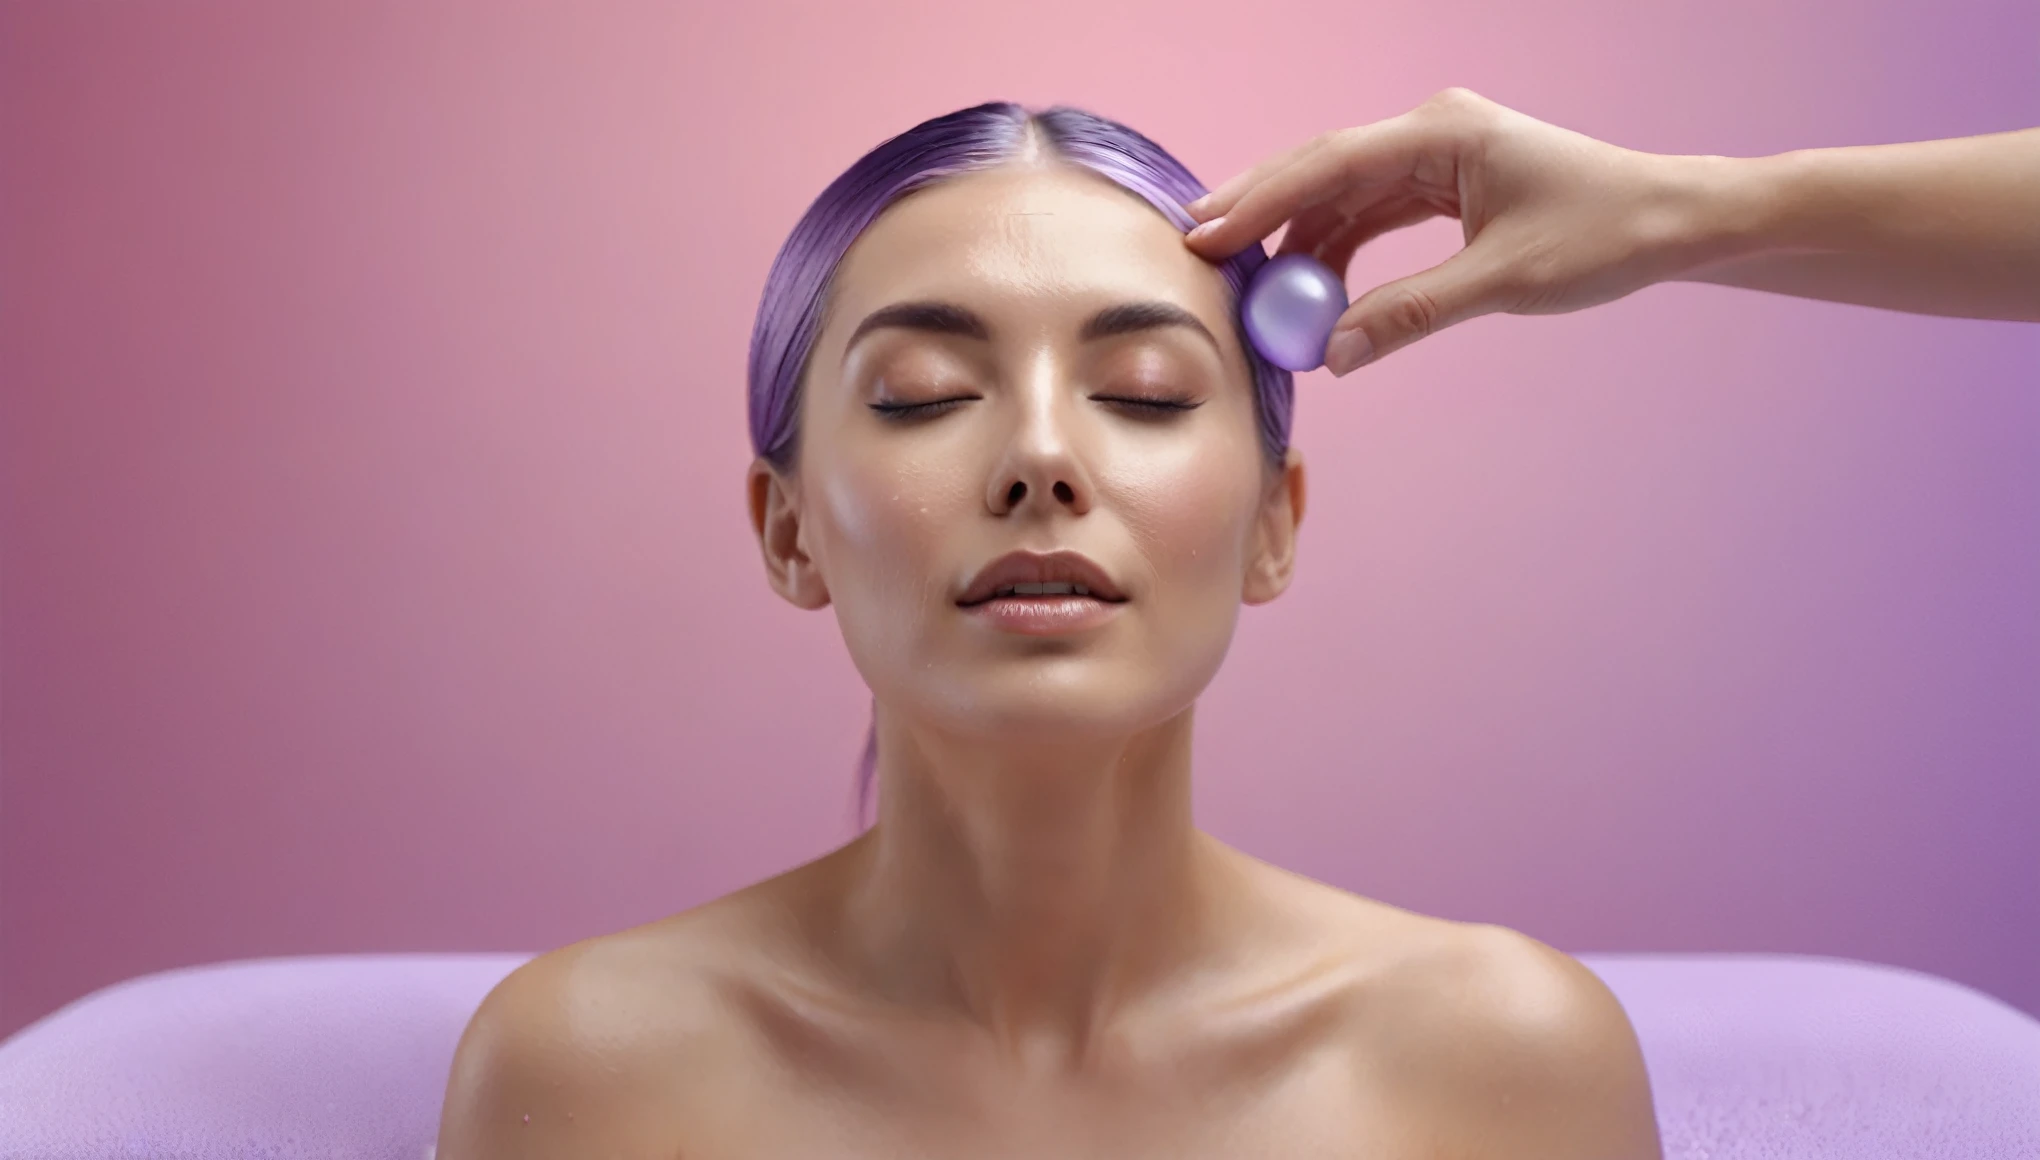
915,664,1210,741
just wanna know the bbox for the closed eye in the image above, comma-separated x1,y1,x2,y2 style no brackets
868,398,977,420
1096,395,1202,415
866,395,1203,422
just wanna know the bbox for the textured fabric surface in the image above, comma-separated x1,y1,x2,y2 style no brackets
1584,954,2040,1158
0,954,523,1160
1,951,2036,1158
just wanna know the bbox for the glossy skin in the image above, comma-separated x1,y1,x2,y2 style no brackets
435,156,1664,1160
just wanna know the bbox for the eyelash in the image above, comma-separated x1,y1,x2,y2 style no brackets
868,395,1201,421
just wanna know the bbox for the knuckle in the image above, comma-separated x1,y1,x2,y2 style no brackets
1384,285,1445,339
1314,127,1359,166
1419,87,1498,145
1426,86,1483,113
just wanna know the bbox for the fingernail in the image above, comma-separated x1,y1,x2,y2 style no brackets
1185,215,1224,241
1323,328,1374,375
1186,195,1212,216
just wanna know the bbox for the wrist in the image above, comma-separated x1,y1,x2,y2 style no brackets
1658,151,1809,282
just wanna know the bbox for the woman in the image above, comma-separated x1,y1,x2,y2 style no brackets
436,92,2035,1159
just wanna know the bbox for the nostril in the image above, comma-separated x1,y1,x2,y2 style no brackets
1053,481,1074,502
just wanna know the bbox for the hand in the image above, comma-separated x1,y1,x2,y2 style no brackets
1184,88,1724,375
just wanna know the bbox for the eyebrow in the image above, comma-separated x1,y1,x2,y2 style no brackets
842,299,1222,360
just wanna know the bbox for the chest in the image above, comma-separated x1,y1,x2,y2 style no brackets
662,1012,1450,1160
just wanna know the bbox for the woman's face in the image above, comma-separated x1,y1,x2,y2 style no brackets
749,162,1305,744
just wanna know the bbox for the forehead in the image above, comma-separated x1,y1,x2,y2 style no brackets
822,163,1234,338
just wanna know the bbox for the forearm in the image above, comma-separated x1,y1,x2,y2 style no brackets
1665,128,2040,322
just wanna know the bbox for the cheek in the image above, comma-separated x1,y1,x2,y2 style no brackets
1107,446,1260,605
811,452,962,644
816,457,919,557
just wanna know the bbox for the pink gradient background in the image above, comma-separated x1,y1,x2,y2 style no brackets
2,0,2036,1040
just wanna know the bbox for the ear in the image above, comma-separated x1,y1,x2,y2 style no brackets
747,457,831,610
1242,446,1305,606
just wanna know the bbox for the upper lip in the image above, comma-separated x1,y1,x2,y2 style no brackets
957,549,1129,606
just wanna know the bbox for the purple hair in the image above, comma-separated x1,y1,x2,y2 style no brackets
744,101,1296,831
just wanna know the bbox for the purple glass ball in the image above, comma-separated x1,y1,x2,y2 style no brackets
1241,253,1350,372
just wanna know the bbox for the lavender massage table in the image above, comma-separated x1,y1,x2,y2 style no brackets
2,951,2037,1157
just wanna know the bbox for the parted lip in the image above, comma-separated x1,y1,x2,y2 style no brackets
957,549,1129,606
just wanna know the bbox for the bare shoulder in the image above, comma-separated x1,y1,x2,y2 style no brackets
432,906,762,1160
1220,855,1662,1158
1376,921,1665,1160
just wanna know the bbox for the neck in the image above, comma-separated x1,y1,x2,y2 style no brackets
838,701,1226,1061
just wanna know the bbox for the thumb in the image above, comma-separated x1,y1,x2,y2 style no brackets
1325,241,1516,375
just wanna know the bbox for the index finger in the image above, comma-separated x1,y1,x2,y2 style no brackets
1184,110,1443,260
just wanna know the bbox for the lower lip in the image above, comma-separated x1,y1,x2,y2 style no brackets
959,596,1127,635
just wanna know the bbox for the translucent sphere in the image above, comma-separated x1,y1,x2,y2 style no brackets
1241,253,1349,372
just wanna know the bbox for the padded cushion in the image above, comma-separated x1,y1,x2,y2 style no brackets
1,952,2036,1158
0,954,524,1160
1586,953,2040,1158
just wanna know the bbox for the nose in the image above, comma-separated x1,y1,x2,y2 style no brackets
984,375,1095,519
